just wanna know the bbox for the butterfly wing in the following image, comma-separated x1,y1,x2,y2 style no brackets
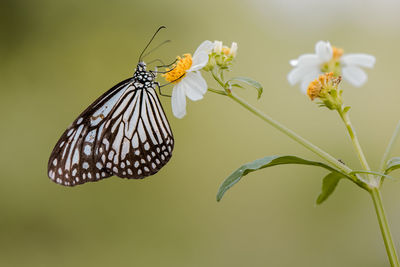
48,76,174,187
100,85,174,179
48,78,133,185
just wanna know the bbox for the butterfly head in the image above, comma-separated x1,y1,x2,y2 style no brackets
137,61,147,72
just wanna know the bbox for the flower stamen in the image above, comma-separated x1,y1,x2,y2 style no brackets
307,72,343,110
163,54,193,83
307,79,323,101
222,47,231,55
332,46,344,60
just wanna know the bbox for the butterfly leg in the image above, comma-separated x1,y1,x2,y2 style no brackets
157,72,186,93
156,58,177,68
150,64,178,76
148,58,177,70
155,82,171,97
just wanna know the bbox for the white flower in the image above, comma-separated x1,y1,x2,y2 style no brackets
288,41,376,93
165,40,214,119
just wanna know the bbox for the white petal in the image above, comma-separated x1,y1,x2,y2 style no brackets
171,83,187,119
287,66,319,85
341,54,376,68
296,54,321,67
230,42,238,57
315,41,332,62
181,71,207,101
189,51,209,71
214,40,222,53
289,59,298,66
193,40,214,59
300,70,321,94
342,66,367,87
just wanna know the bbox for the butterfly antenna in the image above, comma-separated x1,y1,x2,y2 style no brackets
138,26,166,62
141,40,171,60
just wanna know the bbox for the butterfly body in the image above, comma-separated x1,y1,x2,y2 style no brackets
48,62,174,186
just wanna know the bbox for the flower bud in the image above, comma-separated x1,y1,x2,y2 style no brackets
211,41,238,69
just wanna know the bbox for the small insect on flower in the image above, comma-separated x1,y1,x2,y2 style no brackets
48,27,174,186
288,41,375,93
163,40,214,119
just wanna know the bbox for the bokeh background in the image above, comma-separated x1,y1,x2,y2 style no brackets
1,0,400,266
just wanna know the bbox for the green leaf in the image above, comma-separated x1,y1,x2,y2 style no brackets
230,83,244,89
384,157,400,175
217,155,344,202
350,170,395,180
316,172,343,205
228,76,263,99
342,106,351,114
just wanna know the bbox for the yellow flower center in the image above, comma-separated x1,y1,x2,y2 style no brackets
332,46,344,60
307,78,323,101
307,72,343,110
163,54,192,83
307,72,341,100
222,47,231,55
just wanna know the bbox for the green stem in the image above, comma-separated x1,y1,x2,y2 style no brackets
370,188,400,267
337,109,372,174
208,88,227,95
211,70,225,88
227,91,352,176
337,109,399,265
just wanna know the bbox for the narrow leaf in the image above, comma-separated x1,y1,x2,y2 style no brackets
217,155,343,202
230,83,244,89
343,106,351,114
228,76,263,99
384,157,400,174
350,170,395,180
316,172,342,205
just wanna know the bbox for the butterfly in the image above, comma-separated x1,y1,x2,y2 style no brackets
47,27,174,186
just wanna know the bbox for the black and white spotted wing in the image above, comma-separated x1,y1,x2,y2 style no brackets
48,62,174,186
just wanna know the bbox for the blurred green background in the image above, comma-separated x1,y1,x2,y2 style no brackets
1,0,400,266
